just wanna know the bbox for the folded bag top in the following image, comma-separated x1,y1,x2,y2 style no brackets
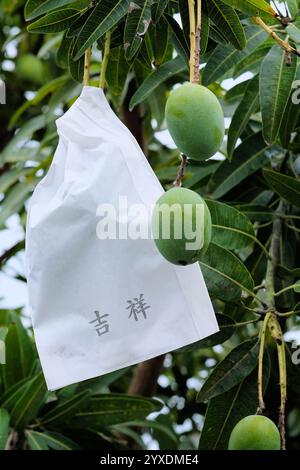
26,86,218,391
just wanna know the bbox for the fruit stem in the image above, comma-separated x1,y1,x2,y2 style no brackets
83,47,91,86
276,325,287,450
253,16,300,57
188,0,196,83
99,30,111,89
173,154,187,187
194,0,201,83
257,311,272,414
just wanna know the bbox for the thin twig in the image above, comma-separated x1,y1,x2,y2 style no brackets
83,47,91,86
173,154,187,187
188,0,196,83
257,311,272,414
253,16,300,57
99,31,111,89
193,0,201,83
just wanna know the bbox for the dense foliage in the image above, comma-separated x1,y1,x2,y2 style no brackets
0,0,300,450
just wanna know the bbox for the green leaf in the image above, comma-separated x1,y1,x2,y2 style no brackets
10,372,47,429
179,314,235,352
106,46,130,96
197,338,260,403
0,327,8,365
0,409,10,450
203,26,267,85
68,394,162,429
286,22,300,43
25,0,77,21
124,0,152,60
279,67,300,147
260,45,297,144
129,55,186,110
68,40,84,82
199,243,255,301
164,13,189,66
294,280,300,293
152,0,168,23
40,391,90,426
199,360,270,450
2,316,35,389
28,8,81,33
206,199,256,250
286,0,299,18
227,75,259,159
27,431,80,450
220,0,276,17
0,181,35,229
206,0,246,50
263,169,300,209
208,133,270,198
26,430,49,450
73,0,131,60
0,377,36,410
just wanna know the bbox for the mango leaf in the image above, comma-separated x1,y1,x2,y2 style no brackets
68,394,162,429
260,45,297,144
106,46,130,96
199,359,270,450
199,243,255,301
10,372,47,429
0,181,35,229
286,22,300,43
197,338,260,403
0,377,36,410
208,133,270,199
0,327,8,365
26,430,49,450
68,39,84,82
124,0,152,60
27,431,80,450
129,55,186,110
73,0,131,60
28,9,81,33
0,408,10,450
203,26,267,85
286,0,299,18
206,0,246,50
2,316,35,389
179,314,235,352
227,75,259,159
152,0,168,23
164,13,189,66
279,67,300,147
221,0,276,17
263,169,300,209
40,391,91,426
206,199,256,250
25,0,76,21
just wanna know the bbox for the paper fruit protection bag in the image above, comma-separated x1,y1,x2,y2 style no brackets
26,86,218,391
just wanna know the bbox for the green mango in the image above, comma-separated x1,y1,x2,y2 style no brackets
152,187,212,266
228,415,281,450
16,54,45,85
165,83,225,161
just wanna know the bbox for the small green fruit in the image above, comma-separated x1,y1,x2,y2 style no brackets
16,54,45,85
152,187,212,266
165,83,225,161
228,415,281,450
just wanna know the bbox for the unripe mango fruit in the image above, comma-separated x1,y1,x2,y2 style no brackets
165,83,225,161
16,54,45,85
152,187,212,266
228,415,281,450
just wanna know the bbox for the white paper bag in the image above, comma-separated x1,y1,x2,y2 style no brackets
25,86,218,391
